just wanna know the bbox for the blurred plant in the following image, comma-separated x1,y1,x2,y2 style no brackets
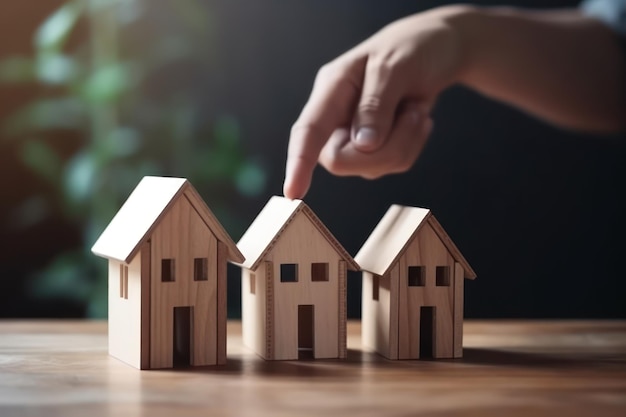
0,0,266,317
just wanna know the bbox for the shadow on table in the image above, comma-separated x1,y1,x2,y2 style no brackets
163,346,625,378
165,348,382,378
462,347,625,370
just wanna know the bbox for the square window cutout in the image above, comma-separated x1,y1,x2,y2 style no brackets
408,266,425,286
311,263,329,282
280,264,298,282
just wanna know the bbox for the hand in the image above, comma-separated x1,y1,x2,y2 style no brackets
283,5,473,199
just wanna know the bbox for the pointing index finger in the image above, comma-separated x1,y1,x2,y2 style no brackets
283,58,364,199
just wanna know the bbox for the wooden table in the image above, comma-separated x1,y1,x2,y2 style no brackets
0,320,625,417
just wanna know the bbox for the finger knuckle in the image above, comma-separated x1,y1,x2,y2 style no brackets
316,59,363,95
290,122,322,140
315,62,339,84
358,95,384,115
368,56,394,76
368,52,406,81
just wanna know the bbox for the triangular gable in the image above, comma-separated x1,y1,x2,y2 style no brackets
91,176,244,264
355,205,476,279
236,196,359,271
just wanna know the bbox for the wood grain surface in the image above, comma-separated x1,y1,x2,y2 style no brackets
0,320,625,417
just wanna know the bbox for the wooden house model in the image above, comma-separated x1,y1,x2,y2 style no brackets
91,176,244,369
236,196,359,360
356,205,476,360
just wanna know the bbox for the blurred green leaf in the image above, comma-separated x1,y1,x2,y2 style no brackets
20,139,63,184
81,63,135,103
0,57,35,83
64,150,96,205
6,0,267,319
236,161,267,197
35,1,83,52
107,127,141,157
3,97,85,136
35,53,79,85
92,127,141,164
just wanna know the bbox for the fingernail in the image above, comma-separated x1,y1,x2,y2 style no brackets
355,127,378,147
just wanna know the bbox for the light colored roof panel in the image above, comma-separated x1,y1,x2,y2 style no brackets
91,176,244,264
355,205,430,276
355,205,476,279
91,176,186,263
236,196,359,271
236,196,304,270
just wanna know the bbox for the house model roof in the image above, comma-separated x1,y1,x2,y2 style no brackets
236,196,359,271
91,176,244,264
355,205,476,279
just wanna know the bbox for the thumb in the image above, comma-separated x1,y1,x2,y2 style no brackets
352,57,403,152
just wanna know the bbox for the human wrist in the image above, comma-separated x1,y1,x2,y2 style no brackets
437,4,486,86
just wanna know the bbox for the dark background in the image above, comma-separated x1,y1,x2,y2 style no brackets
2,0,625,318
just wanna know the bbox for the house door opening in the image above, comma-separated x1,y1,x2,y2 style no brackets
173,306,192,366
419,306,435,359
298,304,314,359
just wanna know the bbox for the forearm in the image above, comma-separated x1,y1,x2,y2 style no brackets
455,6,626,133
